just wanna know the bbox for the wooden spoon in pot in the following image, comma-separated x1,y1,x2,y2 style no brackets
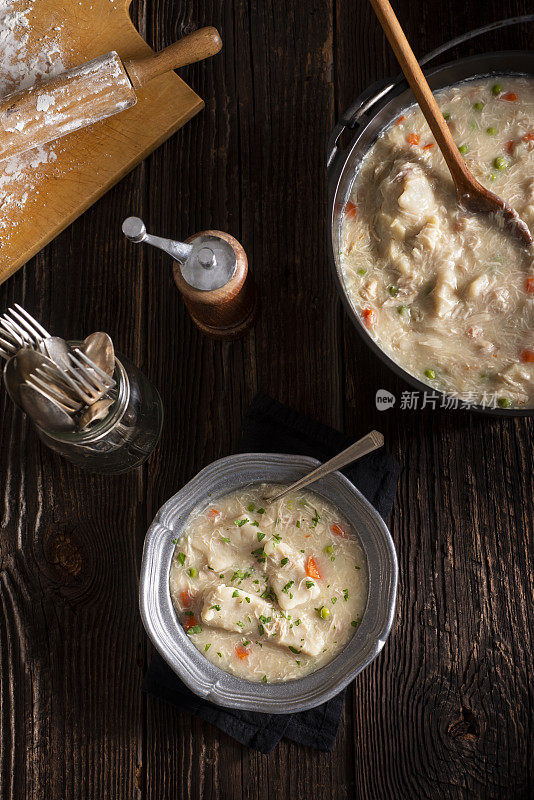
369,0,533,247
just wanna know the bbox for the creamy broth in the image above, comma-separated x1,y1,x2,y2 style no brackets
340,77,534,409
169,484,368,683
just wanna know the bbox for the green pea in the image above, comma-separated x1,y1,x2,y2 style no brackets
458,144,469,155
442,111,450,120
388,285,399,296
493,156,508,170
473,101,485,111
188,567,198,578
492,83,502,95
497,397,512,409
357,267,367,276
486,126,497,136
324,545,334,555
424,369,436,380
318,606,331,620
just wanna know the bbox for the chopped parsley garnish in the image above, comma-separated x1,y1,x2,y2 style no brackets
245,596,251,603
258,508,266,514
209,604,221,611
221,536,231,543
296,661,301,666
171,538,179,545
251,546,266,563
235,518,249,527
296,520,301,528
236,621,244,628
176,552,186,566
246,503,255,512
257,532,266,542
282,580,294,594
281,557,289,567
184,610,194,617
331,597,337,604
343,589,349,601
232,590,239,598
305,580,314,589
294,619,301,626
217,651,222,658
258,624,265,636
262,675,268,683
251,521,260,527
187,625,202,635
243,640,250,646
311,509,320,526
272,534,282,543
351,617,361,627
204,643,211,652
289,646,301,654
259,614,272,624
354,565,361,570
260,587,276,603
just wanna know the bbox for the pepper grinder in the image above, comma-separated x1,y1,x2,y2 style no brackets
122,217,257,340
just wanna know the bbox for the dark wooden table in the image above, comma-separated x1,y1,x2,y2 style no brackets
1,1,533,797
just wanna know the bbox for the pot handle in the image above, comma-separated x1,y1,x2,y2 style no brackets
327,13,534,178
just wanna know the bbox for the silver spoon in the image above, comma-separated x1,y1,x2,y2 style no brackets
264,430,384,505
19,383,76,432
3,349,64,409
78,397,114,430
80,332,115,376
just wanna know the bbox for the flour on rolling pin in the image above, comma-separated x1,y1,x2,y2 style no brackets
0,52,135,160
0,2,66,232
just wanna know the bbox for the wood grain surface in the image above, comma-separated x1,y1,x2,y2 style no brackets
0,0,533,798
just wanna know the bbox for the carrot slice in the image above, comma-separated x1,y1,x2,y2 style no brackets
183,614,199,632
306,556,321,580
362,308,376,328
345,201,357,219
502,92,517,101
423,142,434,150
526,277,534,294
332,523,347,537
181,590,193,608
235,643,249,660
395,115,405,125
505,140,515,154
207,508,220,520
522,132,534,143
521,349,534,363
407,133,420,146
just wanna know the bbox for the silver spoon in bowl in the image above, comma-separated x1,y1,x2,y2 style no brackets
263,430,384,505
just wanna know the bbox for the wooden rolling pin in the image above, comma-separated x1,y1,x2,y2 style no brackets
0,27,222,163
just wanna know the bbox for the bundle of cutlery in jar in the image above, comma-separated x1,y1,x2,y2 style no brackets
0,305,116,433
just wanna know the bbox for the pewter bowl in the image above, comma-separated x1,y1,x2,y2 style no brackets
140,452,398,714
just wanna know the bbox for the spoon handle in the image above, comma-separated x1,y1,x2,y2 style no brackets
368,0,474,196
267,430,384,504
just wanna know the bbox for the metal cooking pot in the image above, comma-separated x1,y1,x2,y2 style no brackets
327,17,534,417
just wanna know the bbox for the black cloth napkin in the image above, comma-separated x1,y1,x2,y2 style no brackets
143,395,399,753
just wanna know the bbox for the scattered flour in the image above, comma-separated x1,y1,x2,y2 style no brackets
0,2,65,229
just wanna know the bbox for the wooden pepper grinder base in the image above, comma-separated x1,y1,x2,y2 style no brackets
173,230,258,340
122,218,258,341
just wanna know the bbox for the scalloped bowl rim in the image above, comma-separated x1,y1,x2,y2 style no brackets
140,452,398,714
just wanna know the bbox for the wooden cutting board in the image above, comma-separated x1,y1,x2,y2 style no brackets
0,0,204,285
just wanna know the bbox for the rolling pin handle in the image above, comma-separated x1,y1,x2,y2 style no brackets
124,27,222,91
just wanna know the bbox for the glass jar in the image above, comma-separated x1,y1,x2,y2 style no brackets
34,351,163,474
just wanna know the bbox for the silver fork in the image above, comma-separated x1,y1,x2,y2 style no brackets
28,349,116,406
0,304,52,357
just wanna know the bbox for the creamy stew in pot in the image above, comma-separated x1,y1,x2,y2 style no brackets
169,485,368,682
340,77,534,409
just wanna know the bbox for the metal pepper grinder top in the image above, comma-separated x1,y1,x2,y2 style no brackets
122,217,257,339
